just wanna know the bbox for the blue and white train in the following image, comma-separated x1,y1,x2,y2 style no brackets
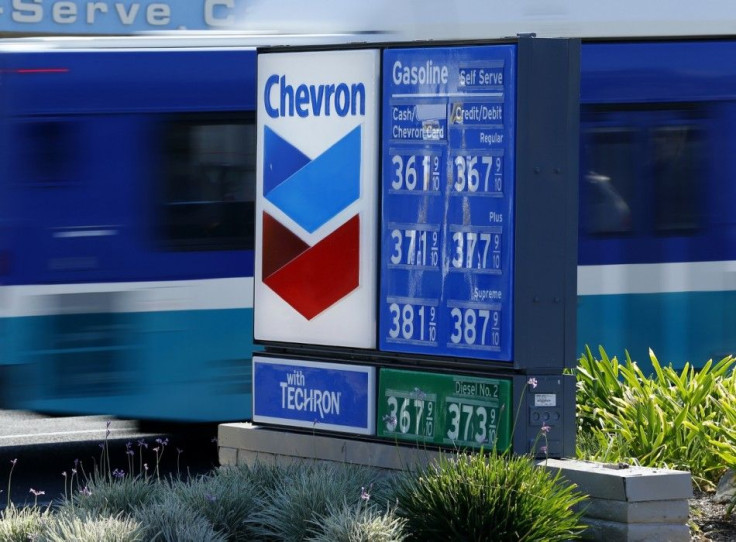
2,1,736,421
0,36,262,421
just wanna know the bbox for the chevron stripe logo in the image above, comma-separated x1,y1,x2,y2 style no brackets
262,126,362,319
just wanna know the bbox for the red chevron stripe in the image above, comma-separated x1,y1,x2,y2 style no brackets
263,215,360,320
262,212,310,278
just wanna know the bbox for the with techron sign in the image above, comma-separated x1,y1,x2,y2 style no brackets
0,0,243,33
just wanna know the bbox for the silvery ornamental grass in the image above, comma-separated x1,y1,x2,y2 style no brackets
40,510,144,542
59,473,165,517
133,493,227,542
307,501,408,542
248,461,390,540
0,504,51,542
166,468,264,540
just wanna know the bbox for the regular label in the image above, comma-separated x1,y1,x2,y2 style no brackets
379,45,516,362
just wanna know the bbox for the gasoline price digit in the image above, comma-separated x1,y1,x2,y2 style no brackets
391,153,440,192
389,228,439,267
451,231,501,270
384,394,436,438
449,308,501,348
446,401,494,444
387,302,438,343
453,154,503,194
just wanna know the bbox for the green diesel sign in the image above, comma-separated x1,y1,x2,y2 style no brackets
377,368,512,451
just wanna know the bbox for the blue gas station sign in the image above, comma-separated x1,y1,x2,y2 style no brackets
252,355,376,434
379,45,517,361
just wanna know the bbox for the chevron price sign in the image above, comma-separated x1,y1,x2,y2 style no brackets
254,50,380,348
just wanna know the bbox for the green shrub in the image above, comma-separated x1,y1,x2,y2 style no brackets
390,451,587,541
576,346,736,489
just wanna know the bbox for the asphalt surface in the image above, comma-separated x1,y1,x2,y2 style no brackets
0,411,221,508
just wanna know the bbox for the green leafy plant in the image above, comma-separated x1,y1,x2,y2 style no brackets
576,345,736,489
390,450,587,541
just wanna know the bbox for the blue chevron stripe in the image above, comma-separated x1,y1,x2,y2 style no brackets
263,125,311,196
264,125,361,233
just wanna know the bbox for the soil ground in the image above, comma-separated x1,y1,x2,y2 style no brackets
690,491,736,541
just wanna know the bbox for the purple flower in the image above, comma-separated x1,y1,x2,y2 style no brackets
540,445,548,454
137,439,148,449
540,423,551,434
112,469,125,479
62,471,67,478
29,488,45,497
80,486,92,496
205,493,217,502
527,377,538,389
361,485,372,501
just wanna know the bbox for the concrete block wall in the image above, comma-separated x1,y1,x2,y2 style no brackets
541,459,692,541
218,422,441,471
218,423,693,542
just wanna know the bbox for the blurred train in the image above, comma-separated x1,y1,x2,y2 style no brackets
0,36,262,421
2,2,736,421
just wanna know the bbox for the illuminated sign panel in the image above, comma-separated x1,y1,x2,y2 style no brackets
379,45,517,361
254,49,380,348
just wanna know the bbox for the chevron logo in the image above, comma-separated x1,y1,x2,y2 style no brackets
262,125,362,319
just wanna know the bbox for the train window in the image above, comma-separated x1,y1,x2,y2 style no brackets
581,128,634,235
20,120,77,184
161,114,256,250
650,125,702,232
